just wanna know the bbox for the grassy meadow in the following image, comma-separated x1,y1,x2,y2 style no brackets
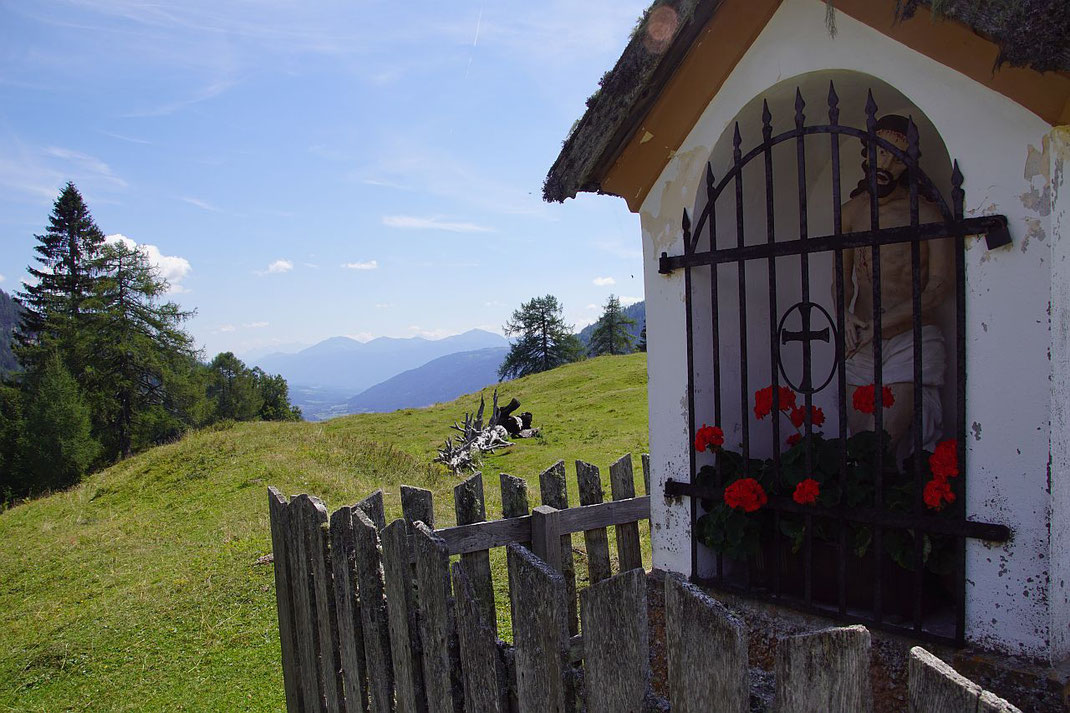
0,353,649,712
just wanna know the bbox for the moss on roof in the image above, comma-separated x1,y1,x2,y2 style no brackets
543,0,1070,205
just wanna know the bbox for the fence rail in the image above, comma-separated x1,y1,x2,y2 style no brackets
267,453,1020,713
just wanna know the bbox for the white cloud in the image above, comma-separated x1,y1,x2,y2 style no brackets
586,304,599,310
244,321,269,329
593,276,616,286
0,274,5,284
620,296,643,306
375,302,392,309
408,325,454,339
181,196,221,212
262,259,293,275
104,233,192,294
342,260,378,270
382,215,494,233
218,324,236,333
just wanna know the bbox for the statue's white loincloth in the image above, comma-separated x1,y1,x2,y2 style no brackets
845,324,946,454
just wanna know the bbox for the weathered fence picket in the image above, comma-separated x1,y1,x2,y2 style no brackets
579,568,648,713
539,461,578,635
288,495,326,713
351,507,394,713
664,574,748,713
775,625,872,713
267,488,303,713
507,544,572,713
453,560,506,713
908,647,1021,712
401,485,434,529
382,519,428,713
329,505,369,713
454,473,496,635
267,452,1021,713
609,455,642,572
575,461,612,586
412,523,457,713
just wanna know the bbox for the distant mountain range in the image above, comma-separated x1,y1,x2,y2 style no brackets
346,347,508,413
256,303,645,421
255,329,508,394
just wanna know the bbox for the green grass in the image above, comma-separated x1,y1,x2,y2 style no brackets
0,353,649,712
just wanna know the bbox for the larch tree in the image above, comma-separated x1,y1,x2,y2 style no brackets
498,294,584,380
84,239,196,458
588,294,637,356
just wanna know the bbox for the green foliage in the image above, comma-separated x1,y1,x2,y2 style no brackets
498,294,584,380
637,323,647,353
0,384,25,501
587,294,637,357
0,290,21,377
83,240,197,458
252,368,301,421
15,182,105,376
20,354,99,492
207,352,263,421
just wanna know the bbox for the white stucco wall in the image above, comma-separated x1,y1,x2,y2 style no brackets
641,0,1065,660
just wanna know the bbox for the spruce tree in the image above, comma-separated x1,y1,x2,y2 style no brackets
588,294,637,356
498,295,583,380
21,353,99,491
637,322,647,353
207,352,263,421
16,182,105,375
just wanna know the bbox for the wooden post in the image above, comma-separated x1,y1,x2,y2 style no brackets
907,647,1021,712
413,523,457,713
330,504,370,713
530,506,563,574
401,485,434,529
352,507,395,713
453,560,506,713
608,455,642,572
539,460,578,636
381,519,428,713
303,496,345,713
575,461,612,584
664,575,747,713
507,544,572,713
357,489,387,530
268,488,303,713
287,495,325,713
775,625,872,713
579,568,648,713
500,473,529,527
454,473,496,635
640,454,651,496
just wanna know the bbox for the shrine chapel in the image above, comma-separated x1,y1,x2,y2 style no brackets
545,0,1070,664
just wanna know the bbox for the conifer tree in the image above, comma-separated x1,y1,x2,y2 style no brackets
21,353,99,491
207,352,264,421
498,295,584,380
588,294,637,356
637,322,647,353
16,182,105,374
84,239,196,458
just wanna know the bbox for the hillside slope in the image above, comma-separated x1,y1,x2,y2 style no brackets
0,353,648,712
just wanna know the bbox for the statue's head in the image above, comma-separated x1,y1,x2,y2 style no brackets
852,114,912,199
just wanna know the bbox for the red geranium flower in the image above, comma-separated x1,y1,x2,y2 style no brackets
929,440,959,480
786,433,802,448
923,477,956,510
723,477,767,513
852,384,895,414
754,385,796,419
694,424,724,453
788,405,825,429
793,478,820,505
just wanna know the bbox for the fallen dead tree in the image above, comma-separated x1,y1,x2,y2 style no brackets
433,389,538,474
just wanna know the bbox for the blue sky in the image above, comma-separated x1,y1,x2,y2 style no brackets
0,0,646,358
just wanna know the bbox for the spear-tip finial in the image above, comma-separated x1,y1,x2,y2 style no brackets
794,87,806,127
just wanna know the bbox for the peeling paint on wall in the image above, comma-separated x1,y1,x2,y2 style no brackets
1022,135,1052,217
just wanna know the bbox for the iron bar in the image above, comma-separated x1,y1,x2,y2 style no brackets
952,160,968,648
658,216,1006,273
763,101,782,598
683,209,699,584
907,119,926,633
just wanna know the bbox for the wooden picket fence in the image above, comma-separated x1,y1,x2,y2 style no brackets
267,453,1021,713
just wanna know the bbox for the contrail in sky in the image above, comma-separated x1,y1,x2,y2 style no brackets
464,1,484,80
